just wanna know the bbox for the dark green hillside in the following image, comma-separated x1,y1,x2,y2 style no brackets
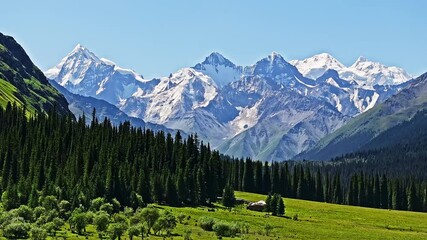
0,32,70,115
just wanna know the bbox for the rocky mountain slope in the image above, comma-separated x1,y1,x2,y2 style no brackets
298,72,427,160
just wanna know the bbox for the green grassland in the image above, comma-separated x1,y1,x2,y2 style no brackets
4,191,424,240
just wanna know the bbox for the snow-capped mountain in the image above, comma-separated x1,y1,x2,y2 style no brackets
290,53,346,80
342,56,413,86
46,47,414,161
193,52,242,87
291,54,412,86
46,44,155,105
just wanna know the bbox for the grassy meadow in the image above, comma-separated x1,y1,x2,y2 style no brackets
4,191,425,240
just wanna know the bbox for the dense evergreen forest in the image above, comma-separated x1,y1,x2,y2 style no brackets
0,102,426,214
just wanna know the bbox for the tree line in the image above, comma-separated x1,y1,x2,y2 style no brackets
0,102,426,213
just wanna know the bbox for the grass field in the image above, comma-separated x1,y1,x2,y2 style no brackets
15,191,426,240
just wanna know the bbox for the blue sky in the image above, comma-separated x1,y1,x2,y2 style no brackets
1,0,426,78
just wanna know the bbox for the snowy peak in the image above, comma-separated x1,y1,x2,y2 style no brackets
45,44,148,105
193,52,242,87
200,52,235,68
250,51,293,76
63,44,103,67
291,53,413,86
348,56,412,85
290,53,345,80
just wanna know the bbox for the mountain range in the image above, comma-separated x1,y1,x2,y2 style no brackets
45,45,414,161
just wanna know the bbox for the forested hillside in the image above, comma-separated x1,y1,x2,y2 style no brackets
0,103,426,213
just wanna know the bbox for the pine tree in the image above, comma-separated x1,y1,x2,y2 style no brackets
407,182,418,211
276,197,285,216
242,158,254,192
165,174,179,206
264,193,272,212
262,162,271,194
380,174,388,209
222,183,235,210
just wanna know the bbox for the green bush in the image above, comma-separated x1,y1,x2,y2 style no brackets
128,225,140,239
108,222,128,239
100,203,114,214
30,226,48,240
17,205,34,222
212,221,239,237
94,212,110,234
183,228,192,240
2,219,30,239
199,216,216,231
292,214,299,221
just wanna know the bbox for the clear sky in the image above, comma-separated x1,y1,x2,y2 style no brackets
1,0,426,78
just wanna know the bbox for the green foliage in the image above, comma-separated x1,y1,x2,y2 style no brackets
212,221,240,237
2,218,30,239
94,211,110,234
108,222,128,240
177,213,186,224
69,211,87,235
16,205,33,222
29,226,47,240
100,203,114,215
264,223,273,236
199,216,216,231
277,197,285,216
127,225,140,239
40,196,58,211
222,183,236,209
156,210,177,236
140,206,160,234
183,227,192,240
90,197,105,211
33,207,46,220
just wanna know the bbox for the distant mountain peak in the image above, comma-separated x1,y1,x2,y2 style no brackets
268,51,285,62
68,44,100,62
198,52,237,69
193,52,242,87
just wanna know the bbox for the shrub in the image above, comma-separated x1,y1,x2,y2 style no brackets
112,213,128,224
129,215,140,225
264,223,273,236
100,203,114,214
17,205,34,222
183,228,192,240
33,206,46,220
177,213,186,223
124,206,134,217
94,212,110,234
108,222,128,240
212,221,239,237
69,212,87,235
58,200,71,220
2,219,30,239
90,197,105,211
0,211,18,228
30,225,48,240
128,225,140,240
140,206,160,234
156,210,177,236
41,196,58,211
292,214,299,221
199,216,216,231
